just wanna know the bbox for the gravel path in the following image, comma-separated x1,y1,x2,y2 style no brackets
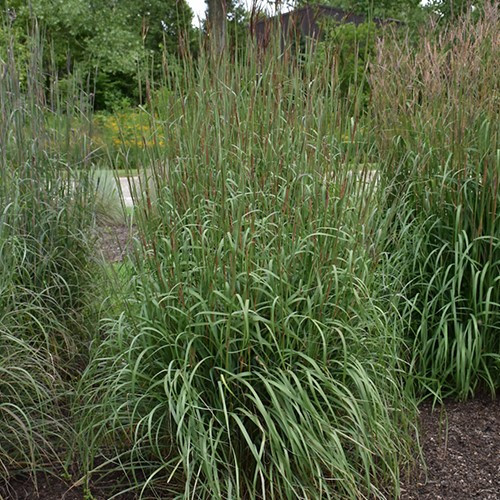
97,223,134,262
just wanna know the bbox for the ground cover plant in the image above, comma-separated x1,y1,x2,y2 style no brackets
0,3,498,500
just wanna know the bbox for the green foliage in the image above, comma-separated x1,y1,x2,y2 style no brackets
227,1,250,51
1,4,498,498
371,2,500,399
0,31,101,482
312,20,379,103
0,23,29,84
76,43,415,499
1,0,196,109
302,0,423,21
425,0,488,20
139,0,197,55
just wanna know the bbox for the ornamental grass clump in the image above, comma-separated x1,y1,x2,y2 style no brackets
0,28,98,484
371,3,499,400
77,40,415,499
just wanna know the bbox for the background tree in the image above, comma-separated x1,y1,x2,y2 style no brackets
424,0,486,19
296,0,424,22
207,0,227,54
1,0,196,109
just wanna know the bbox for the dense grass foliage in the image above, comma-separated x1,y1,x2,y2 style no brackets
0,5,498,500
371,4,500,399
76,36,415,500
0,37,98,484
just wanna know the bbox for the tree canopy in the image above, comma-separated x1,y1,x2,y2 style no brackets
1,0,196,108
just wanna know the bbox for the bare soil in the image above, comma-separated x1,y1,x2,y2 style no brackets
1,396,498,499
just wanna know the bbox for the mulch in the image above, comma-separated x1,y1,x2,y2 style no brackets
96,224,135,263
0,473,136,500
400,395,500,500
1,396,498,499
0,476,84,500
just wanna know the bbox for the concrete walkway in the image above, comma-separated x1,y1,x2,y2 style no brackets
119,177,138,207
117,170,379,208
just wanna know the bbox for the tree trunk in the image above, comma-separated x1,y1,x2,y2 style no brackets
207,0,227,55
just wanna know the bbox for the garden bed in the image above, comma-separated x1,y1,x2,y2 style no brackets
401,395,500,500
